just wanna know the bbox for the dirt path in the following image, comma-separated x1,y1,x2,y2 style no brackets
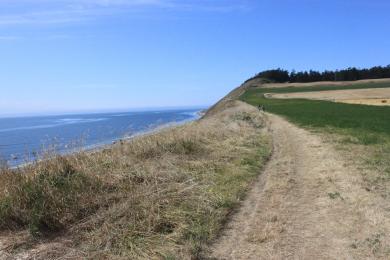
209,113,389,259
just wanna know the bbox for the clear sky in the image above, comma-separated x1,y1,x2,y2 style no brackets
0,0,389,116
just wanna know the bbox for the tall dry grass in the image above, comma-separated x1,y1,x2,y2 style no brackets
0,101,271,259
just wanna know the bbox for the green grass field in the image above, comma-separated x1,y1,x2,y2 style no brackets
241,82,390,141
240,81,390,184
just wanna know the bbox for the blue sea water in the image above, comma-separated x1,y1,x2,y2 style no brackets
0,109,201,167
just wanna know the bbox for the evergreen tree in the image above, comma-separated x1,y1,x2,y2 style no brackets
248,65,390,83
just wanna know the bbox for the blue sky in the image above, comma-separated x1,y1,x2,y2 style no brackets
0,0,389,116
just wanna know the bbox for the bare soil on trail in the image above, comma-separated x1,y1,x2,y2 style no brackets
209,113,390,259
267,87,390,106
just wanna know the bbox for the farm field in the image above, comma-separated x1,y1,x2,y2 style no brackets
338,98,390,106
260,78,390,89
267,87,390,106
246,78,390,94
241,80,390,141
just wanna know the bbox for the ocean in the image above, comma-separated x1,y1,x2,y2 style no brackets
0,109,201,167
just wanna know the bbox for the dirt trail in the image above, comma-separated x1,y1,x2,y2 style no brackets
209,113,389,259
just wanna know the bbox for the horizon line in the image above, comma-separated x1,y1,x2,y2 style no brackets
0,105,210,119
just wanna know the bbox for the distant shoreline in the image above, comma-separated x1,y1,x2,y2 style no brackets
0,107,207,120
10,110,202,170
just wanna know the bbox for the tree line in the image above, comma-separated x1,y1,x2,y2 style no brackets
247,65,390,83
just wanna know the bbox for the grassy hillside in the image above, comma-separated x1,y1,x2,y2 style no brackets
0,101,271,259
241,81,390,198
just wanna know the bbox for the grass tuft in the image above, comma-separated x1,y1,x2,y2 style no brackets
0,157,104,236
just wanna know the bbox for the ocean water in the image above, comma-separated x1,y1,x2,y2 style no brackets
0,109,201,167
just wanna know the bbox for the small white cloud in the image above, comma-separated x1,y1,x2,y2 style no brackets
46,34,72,39
0,35,21,40
0,0,169,25
0,0,250,26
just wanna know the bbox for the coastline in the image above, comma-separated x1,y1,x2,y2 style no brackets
0,100,272,259
9,110,202,170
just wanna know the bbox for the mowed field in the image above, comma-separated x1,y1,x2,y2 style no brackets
267,87,390,106
241,79,390,139
261,78,390,89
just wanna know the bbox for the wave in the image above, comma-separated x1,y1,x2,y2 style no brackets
112,113,129,117
180,111,199,117
55,118,107,124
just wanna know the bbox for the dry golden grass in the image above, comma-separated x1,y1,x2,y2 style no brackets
337,98,390,106
261,78,390,89
0,101,271,259
268,87,390,107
